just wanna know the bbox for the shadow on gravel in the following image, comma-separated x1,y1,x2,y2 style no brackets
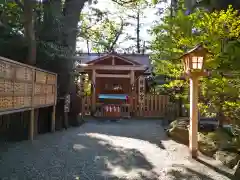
108,172,160,180
0,120,167,180
196,158,233,179
69,120,168,179
167,167,215,180
72,133,160,179
84,119,167,149
0,132,160,180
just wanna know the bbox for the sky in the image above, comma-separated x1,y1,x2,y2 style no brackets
76,0,169,53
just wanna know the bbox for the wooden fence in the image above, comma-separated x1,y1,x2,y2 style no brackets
133,94,170,117
82,94,170,118
0,56,57,140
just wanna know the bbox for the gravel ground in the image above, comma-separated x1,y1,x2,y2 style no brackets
0,119,234,180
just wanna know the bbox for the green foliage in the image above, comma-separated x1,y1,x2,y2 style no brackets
0,0,71,63
193,0,240,11
79,0,154,53
79,8,127,52
151,5,240,122
0,1,26,61
0,0,23,33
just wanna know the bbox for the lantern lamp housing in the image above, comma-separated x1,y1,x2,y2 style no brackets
181,44,208,74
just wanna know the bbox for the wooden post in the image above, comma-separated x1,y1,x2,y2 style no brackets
79,74,85,117
51,105,56,132
138,76,145,117
189,75,199,158
81,96,85,118
34,109,39,136
29,69,35,140
52,74,57,132
64,112,68,129
29,108,34,140
63,94,70,129
92,70,96,111
130,70,135,116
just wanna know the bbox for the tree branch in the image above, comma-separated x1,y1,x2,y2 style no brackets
111,0,137,6
108,18,124,52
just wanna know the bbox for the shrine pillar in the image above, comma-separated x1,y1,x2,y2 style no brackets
138,76,145,116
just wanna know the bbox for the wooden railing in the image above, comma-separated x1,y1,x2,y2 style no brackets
94,103,130,118
82,94,171,118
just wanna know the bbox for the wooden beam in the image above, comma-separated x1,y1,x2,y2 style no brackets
86,54,139,65
112,56,115,65
0,56,57,75
92,69,96,111
77,65,147,71
0,107,32,116
96,73,130,78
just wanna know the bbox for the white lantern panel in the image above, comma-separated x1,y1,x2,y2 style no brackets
197,57,203,69
192,56,203,69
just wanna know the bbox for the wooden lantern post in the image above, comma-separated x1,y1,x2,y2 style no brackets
79,73,86,117
180,44,209,158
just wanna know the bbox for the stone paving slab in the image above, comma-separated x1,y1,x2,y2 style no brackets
0,119,233,180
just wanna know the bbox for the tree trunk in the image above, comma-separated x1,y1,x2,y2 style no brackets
62,0,86,51
41,0,62,42
23,0,36,65
136,9,140,53
60,0,87,95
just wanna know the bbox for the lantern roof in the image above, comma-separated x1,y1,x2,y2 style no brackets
180,43,210,59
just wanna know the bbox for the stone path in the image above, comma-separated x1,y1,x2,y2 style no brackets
0,119,234,180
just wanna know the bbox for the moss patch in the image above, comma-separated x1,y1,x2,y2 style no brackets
198,133,218,157
168,126,189,145
215,150,240,168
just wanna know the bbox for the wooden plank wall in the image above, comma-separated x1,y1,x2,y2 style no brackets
0,56,57,141
0,56,57,113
